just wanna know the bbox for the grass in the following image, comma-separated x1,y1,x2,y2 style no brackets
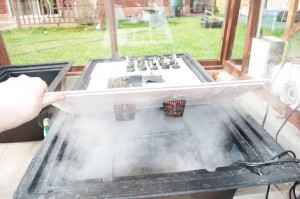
1,16,287,66
118,20,149,29
117,17,223,58
2,25,110,65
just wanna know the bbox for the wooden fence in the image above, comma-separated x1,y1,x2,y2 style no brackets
13,0,100,28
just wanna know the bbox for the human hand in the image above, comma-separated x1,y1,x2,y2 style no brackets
0,75,65,133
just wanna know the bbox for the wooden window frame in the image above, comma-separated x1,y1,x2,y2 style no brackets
219,0,261,77
0,33,11,66
105,0,262,77
4,0,292,73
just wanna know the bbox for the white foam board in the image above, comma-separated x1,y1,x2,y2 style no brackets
52,80,268,114
87,58,202,90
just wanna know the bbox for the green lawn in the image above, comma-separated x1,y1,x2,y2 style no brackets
1,16,285,66
2,25,111,66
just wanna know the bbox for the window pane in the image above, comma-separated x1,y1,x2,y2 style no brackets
258,0,300,60
257,0,300,60
248,0,300,81
2,0,111,66
115,0,224,59
260,0,296,38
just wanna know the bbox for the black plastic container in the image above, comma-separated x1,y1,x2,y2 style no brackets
14,54,300,199
13,104,300,199
0,61,73,143
201,17,223,28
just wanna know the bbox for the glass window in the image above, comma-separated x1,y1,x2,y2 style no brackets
248,0,300,86
2,0,111,66
114,0,224,59
2,0,228,66
260,0,296,38
259,0,300,59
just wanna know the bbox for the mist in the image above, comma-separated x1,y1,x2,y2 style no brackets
51,102,244,184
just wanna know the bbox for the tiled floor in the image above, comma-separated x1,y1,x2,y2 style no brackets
234,185,287,199
0,92,299,199
0,141,40,199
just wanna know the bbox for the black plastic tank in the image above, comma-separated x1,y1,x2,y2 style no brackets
0,61,73,143
14,54,300,198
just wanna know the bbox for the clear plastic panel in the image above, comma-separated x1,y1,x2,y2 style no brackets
114,0,223,59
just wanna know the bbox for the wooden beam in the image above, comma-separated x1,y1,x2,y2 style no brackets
66,65,84,76
223,60,253,80
223,60,243,78
220,0,241,63
0,33,11,66
203,65,224,70
104,0,118,58
197,60,223,70
283,21,300,40
198,59,222,66
241,0,261,73
13,0,21,29
284,0,299,37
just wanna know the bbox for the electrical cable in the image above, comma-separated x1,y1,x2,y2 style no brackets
275,103,300,141
235,150,299,167
235,158,300,167
272,150,296,159
294,182,300,199
293,183,298,199
256,39,299,199
288,182,300,199
262,61,287,127
265,184,270,199
261,50,289,199
238,150,298,199
262,41,290,128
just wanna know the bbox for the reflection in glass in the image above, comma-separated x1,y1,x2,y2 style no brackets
114,0,223,59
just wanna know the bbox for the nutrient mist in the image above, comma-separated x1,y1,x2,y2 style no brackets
51,102,242,183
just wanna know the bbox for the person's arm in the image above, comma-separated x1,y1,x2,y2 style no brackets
0,75,65,133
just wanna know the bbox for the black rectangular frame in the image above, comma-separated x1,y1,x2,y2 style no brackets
14,55,300,198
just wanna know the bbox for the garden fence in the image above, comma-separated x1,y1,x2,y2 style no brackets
12,0,100,27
